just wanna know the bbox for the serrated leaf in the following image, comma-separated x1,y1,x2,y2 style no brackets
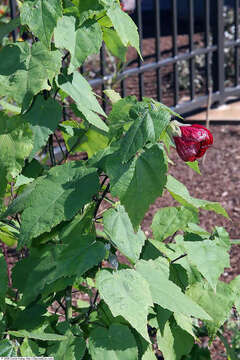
166,175,229,218
57,71,108,131
135,259,211,320
104,89,122,104
20,0,62,48
173,313,196,339
107,144,168,229
229,275,240,314
152,206,198,241
183,344,211,360
186,280,235,337
0,339,17,357
103,205,145,263
89,324,138,360
18,162,99,247
0,249,8,311
8,330,67,341
96,269,153,341
23,95,62,160
54,16,102,73
107,4,140,55
120,104,171,163
0,42,61,108
183,240,230,291
103,27,127,62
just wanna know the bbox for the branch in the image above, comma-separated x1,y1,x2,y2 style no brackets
171,253,187,264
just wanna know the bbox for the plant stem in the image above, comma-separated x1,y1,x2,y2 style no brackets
65,286,72,322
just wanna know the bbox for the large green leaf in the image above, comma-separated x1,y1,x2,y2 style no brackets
57,71,108,131
183,240,230,291
0,249,8,311
166,175,229,218
107,3,140,55
103,205,145,263
120,104,171,163
89,324,138,360
157,320,194,360
107,144,168,229
96,269,153,341
20,0,62,48
152,207,198,241
23,95,62,159
18,162,99,247
0,42,61,108
55,16,102,73
135,259,211,320
186,280,235,337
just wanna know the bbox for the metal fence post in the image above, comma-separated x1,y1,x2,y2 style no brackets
212,0,225,105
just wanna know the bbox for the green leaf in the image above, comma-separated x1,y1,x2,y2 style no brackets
23,95,62,160
186,280,235,337
166,175,229,218
20,338,40,357
54,16,102,73
157,320,194,360
57,71,108,131
183,344,211,360
107,144,168,229
107,4,140,55
8,330,67,341
103,205,145,263
0,249,8,311
0,222,18,247
18,162,99,247
0,112,33,178
152,207,198,241
12,244,61,305
103,27,127,62
0,339,17,357
135,259,211,320
186,161,201,174
120,104,171,163
96,269,153,341
89,324,138,360
1,179,40,219
183,240,230,291
229,275,240,314
0,112,33,207
56,236,106,278
47,324,86,360
0,16,20,43
104,89,122,104
20,0,62,48
0,42,61,108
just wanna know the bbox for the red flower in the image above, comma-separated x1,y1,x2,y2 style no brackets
173,124,213,162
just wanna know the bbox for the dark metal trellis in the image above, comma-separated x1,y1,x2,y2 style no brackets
8,0,240,119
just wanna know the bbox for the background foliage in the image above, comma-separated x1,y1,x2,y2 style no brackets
0,1,238,359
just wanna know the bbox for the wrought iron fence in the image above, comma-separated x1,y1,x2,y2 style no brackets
8,0,240,118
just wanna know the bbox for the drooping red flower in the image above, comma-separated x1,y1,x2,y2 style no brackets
173,124,213,162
